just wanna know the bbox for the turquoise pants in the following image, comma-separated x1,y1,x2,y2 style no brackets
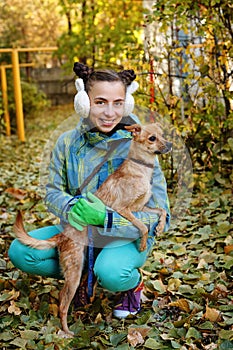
8,225,149,292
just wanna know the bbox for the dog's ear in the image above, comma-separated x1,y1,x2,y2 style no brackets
154,122,163,130
125,124,142,136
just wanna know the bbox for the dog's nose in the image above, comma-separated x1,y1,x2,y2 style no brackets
166,141,173,151
163,141,172,154
158,141,172,154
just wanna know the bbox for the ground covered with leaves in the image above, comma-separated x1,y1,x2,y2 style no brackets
0,106,232,349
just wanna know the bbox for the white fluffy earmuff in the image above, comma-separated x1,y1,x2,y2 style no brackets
123,81,139,116
74,78,90,119
74,78,139,118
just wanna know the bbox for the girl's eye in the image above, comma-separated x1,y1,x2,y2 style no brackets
148,135,156,142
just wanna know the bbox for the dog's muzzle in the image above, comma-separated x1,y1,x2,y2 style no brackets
154,141,173,155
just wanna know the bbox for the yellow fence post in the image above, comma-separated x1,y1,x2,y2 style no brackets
0,47,58,141
11,48,25,142
0,65,11,136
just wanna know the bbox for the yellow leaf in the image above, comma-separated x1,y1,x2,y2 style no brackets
94,312,103,324
8,300,21,315
204,305,221,322
167,278,181,291
49,303,59,317
169,298,190,312
1,289,20,301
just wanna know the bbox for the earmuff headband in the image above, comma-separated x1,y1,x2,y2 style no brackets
74,79,139,118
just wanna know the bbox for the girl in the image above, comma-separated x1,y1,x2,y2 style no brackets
9,62,170,318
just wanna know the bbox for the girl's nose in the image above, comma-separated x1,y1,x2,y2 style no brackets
104,103,115,117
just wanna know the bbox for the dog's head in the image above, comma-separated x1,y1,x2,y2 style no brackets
125,123,172,155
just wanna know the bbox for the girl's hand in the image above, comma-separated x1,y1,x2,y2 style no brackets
69,192,106,226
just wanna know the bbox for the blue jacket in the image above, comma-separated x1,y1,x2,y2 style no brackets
44,114,170,247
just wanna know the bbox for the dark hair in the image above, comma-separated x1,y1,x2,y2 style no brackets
73,62,136,92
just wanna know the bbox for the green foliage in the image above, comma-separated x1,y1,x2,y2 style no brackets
0,0,63,49
143,0,233,181
21,81,49,116
57,0,144,70
3,77,50,133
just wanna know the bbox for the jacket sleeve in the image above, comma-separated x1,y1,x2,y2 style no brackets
98,156,170,239
44,134,78,225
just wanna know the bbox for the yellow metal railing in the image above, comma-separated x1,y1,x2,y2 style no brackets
0,47,57,141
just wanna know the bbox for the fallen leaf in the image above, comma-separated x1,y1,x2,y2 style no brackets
49,303,59,317
127,326,150,347
211,284,228,298
167,278,181,291
150,279,167,294
94,312,103,324
169,298,190,312
185,326,202,340
127,330,144,347
197,258,208,269
0,212,9,220
204,304,221,322
5,187,27,200
0,289,20,301
224,245,233,254
8,300,21,315
19,330,38,340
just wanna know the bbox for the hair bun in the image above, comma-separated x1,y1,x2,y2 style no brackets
73,62,93,83
118,69,136,86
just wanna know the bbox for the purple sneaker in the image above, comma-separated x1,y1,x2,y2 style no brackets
113,281,144,318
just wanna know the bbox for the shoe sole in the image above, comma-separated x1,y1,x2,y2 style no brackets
113,309,138,318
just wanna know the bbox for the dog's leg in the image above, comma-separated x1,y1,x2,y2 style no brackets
58,239,86,335
143,207,167,235
117,208,148,252
59,270,83,335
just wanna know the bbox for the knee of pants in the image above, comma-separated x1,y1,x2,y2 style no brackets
94,239,147,292
9,238,35,273
94,264,140,292
8,225,63,279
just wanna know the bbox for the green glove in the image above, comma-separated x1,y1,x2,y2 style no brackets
68,210,86,231
70,192,106,226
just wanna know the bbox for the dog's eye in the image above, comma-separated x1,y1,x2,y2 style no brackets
148,135,156,142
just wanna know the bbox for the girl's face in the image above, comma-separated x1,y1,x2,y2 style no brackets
88,81,125,133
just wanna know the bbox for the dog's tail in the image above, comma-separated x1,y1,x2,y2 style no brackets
13,211,59,249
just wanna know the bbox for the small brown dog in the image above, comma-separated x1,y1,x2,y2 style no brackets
14,123,172,335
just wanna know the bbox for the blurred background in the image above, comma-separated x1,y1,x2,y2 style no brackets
0,0,232,179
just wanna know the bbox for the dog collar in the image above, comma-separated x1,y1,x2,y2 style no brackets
128,157,154,169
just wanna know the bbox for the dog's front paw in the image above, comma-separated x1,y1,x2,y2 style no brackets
57,329,74,338
139,237,147,251
156,214,166,236
156,221,165,235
